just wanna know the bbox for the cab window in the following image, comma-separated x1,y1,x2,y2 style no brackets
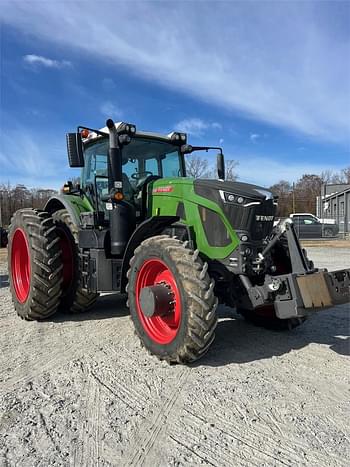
145,158,158,175
82,137,183,190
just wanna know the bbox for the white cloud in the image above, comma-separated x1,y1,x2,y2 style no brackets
100,101,122,119
175,118,222,137
250,133,260,142
3,2,350,142
211,122,222,130
0,127,69,188
23,54,71,69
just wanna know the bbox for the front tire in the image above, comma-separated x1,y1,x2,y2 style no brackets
323,228,334,238
8,209,63,320
127,236,218,364
52,209,98,313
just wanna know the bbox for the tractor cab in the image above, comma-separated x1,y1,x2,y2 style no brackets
81,131,186,220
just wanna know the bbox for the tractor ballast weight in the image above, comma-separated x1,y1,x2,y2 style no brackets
7,118,350,364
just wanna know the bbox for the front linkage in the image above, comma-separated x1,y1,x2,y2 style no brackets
238,219,350,320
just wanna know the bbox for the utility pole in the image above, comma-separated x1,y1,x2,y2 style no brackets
292,183,295,213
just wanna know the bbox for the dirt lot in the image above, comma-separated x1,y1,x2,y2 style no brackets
0,247,349,467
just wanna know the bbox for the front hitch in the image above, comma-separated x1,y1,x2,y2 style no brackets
238,221,350,319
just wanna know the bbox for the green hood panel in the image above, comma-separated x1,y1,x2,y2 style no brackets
150,178,240,259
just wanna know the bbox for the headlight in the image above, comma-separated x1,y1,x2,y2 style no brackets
117,122,137,136
168,132,187,143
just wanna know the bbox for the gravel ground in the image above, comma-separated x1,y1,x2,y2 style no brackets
0,247,349,466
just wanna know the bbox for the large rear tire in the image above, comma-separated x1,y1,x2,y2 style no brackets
127,236,218,364
52,209,98,313
8,209,63,320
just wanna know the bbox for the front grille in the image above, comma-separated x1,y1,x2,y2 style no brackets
250,201,276,240
222,199,275,241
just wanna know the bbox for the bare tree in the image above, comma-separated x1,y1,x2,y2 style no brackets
225,160,239,181
321,166,350,184
185,154,211,178
269,180,293,217
0,183,58,227
294,174,323,214
340,166,350,184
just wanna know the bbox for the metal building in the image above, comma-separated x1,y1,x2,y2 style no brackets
317,184,350,235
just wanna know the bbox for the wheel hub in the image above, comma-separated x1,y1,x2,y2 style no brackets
135,258,181,344
139,283,175,317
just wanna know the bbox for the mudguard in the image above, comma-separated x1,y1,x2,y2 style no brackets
44,194,94,226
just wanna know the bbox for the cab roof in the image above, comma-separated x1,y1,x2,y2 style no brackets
83,121,182,144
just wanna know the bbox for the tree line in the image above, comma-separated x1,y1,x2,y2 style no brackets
269,167,350,217
0,183,57,227
1,164,348,227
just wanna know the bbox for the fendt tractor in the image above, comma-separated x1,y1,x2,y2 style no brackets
8,119,350,363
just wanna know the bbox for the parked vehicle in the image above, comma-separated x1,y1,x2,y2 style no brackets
290,214,339,238
290,213,336,225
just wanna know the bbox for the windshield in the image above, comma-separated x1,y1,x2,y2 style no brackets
82,137,184,190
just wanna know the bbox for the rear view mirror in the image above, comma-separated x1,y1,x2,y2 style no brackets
66,133,84,167
217,153,225,180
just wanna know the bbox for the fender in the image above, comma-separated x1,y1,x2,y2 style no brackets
45,194,94,227
120,216,181,292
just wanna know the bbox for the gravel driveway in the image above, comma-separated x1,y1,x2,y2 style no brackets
0,247,349,466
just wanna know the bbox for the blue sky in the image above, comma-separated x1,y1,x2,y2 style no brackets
0,0,349,189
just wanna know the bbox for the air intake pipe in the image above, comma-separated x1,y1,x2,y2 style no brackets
106,119,136,256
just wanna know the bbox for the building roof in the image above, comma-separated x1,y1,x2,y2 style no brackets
323,185,350,200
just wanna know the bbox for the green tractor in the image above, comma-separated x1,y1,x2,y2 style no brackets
8,119,350,363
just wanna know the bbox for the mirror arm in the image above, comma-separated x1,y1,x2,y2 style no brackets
77,126,108,137
181,144,223,155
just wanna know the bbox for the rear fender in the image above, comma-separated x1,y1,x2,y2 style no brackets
45,194,94,226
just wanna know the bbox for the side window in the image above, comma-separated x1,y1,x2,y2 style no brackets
303,219,314,225
123,159,139,180
145,158,159,175
162,151,181,177
95,155,108,177
82,141,108,187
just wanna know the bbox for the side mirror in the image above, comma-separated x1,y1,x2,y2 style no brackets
180,144,193,154
66,133,84,167
217,153,225,180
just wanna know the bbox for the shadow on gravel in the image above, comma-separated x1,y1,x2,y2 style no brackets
49,293,129,322
0,274,9,288
194,305,350,367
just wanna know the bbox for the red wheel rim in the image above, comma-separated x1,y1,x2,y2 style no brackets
58,229,74,291
11,228,31,303
135,258,181,344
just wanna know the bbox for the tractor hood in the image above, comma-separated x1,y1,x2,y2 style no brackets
193,179,277,242
194,179,276,203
